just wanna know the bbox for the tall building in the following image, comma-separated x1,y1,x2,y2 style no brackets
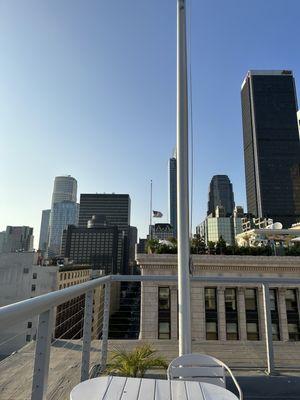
169,152,177,237
207,175,235,216
78,193,130,229
241,70,300,227
61,215,123,274
2,226,34,253
38,209,51,253
0,231,5,253
48,201,79,257
78,194,133,273
47,175,78,257
51,175,77,206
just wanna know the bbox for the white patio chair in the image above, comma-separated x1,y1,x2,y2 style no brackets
167,353,243,400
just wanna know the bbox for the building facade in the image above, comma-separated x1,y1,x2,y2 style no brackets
197,206,243,246
137,254,300,346
169,154,177,237
207,175,235,216
61,217,123,274
48,201,79,257
38,209,51,253
2,226,34,253
241,70,300,227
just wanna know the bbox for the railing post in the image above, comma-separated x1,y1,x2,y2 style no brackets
262,283,275,375
31,308,54,400
100,282,111,373
81,290,93,381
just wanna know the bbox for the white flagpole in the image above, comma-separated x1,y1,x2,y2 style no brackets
149,179,153,239
177,0,192,355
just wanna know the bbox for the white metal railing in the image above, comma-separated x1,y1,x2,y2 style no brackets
1,274,300,400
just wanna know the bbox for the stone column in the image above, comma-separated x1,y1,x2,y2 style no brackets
170,286,178,340
217,287,226,341
139,282,158,339
237,287,247,341
278,288,289,342
191,285,205,340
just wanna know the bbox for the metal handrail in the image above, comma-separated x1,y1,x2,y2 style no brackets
1,274,300,329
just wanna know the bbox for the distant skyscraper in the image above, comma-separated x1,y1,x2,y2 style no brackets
48,201,79,257
169,151,177,237
78,193,132,273
51,175,77,206
2,226,34,253
47,175,78,257
38,209,51,253
241,70,300,227
207,175,235,216
79,194,131,229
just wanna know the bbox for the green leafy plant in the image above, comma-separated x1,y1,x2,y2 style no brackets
106,344,168,377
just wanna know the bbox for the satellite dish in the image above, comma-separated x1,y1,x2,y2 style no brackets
266,222,283,230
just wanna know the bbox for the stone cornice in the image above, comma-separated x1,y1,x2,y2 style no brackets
136,254,300,270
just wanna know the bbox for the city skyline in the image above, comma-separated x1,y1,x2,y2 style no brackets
1,1,300,244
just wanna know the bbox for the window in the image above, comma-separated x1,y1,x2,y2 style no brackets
272,323,280,341
225,288,239,340
205,288,217,310
226,322,238,340
245,289,257,311
247,322,259,340
158,288,170,310
27,322,32,329
206,321,218,340
285,289,300,341
225,288,237,311
23,268,29,274
26,334,31,342
31,284,36,292
245,288,259,340
32,273,37,279
158,322,170,339
205,288,218,340
158,287,170,339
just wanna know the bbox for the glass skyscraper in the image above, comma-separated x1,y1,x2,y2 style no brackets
48,201,79,256
51,175,77,206
241,70,300,227
207,175,235,217
38,209,51,253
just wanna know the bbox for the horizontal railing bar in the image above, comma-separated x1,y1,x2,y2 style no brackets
1,274,300,329
0,275,111,329
111,274,300,285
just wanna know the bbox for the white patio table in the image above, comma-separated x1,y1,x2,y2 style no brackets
70,376,239,400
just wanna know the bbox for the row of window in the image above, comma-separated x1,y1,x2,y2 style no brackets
59,270,89,280
157,287,300,341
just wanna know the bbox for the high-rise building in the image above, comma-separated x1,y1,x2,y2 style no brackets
78,193,130,229
0,231,5,253
61,215,123,274
241,70,300,227
2,226,34,253
51,175,77,206
169,152,177,237
38,209,51,253
207,175,235,216
47,175,78,257
78,194,132,273
297,110,300,135
48,201,79,257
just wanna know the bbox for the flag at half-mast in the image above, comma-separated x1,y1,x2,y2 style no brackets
153,210,163,218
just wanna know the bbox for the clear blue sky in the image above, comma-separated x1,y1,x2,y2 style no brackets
0,0,300,245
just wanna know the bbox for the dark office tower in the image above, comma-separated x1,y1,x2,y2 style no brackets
241,70,300,227
79,194,131,273
207,175,235,217
169,151,177,237
79,194,130,229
